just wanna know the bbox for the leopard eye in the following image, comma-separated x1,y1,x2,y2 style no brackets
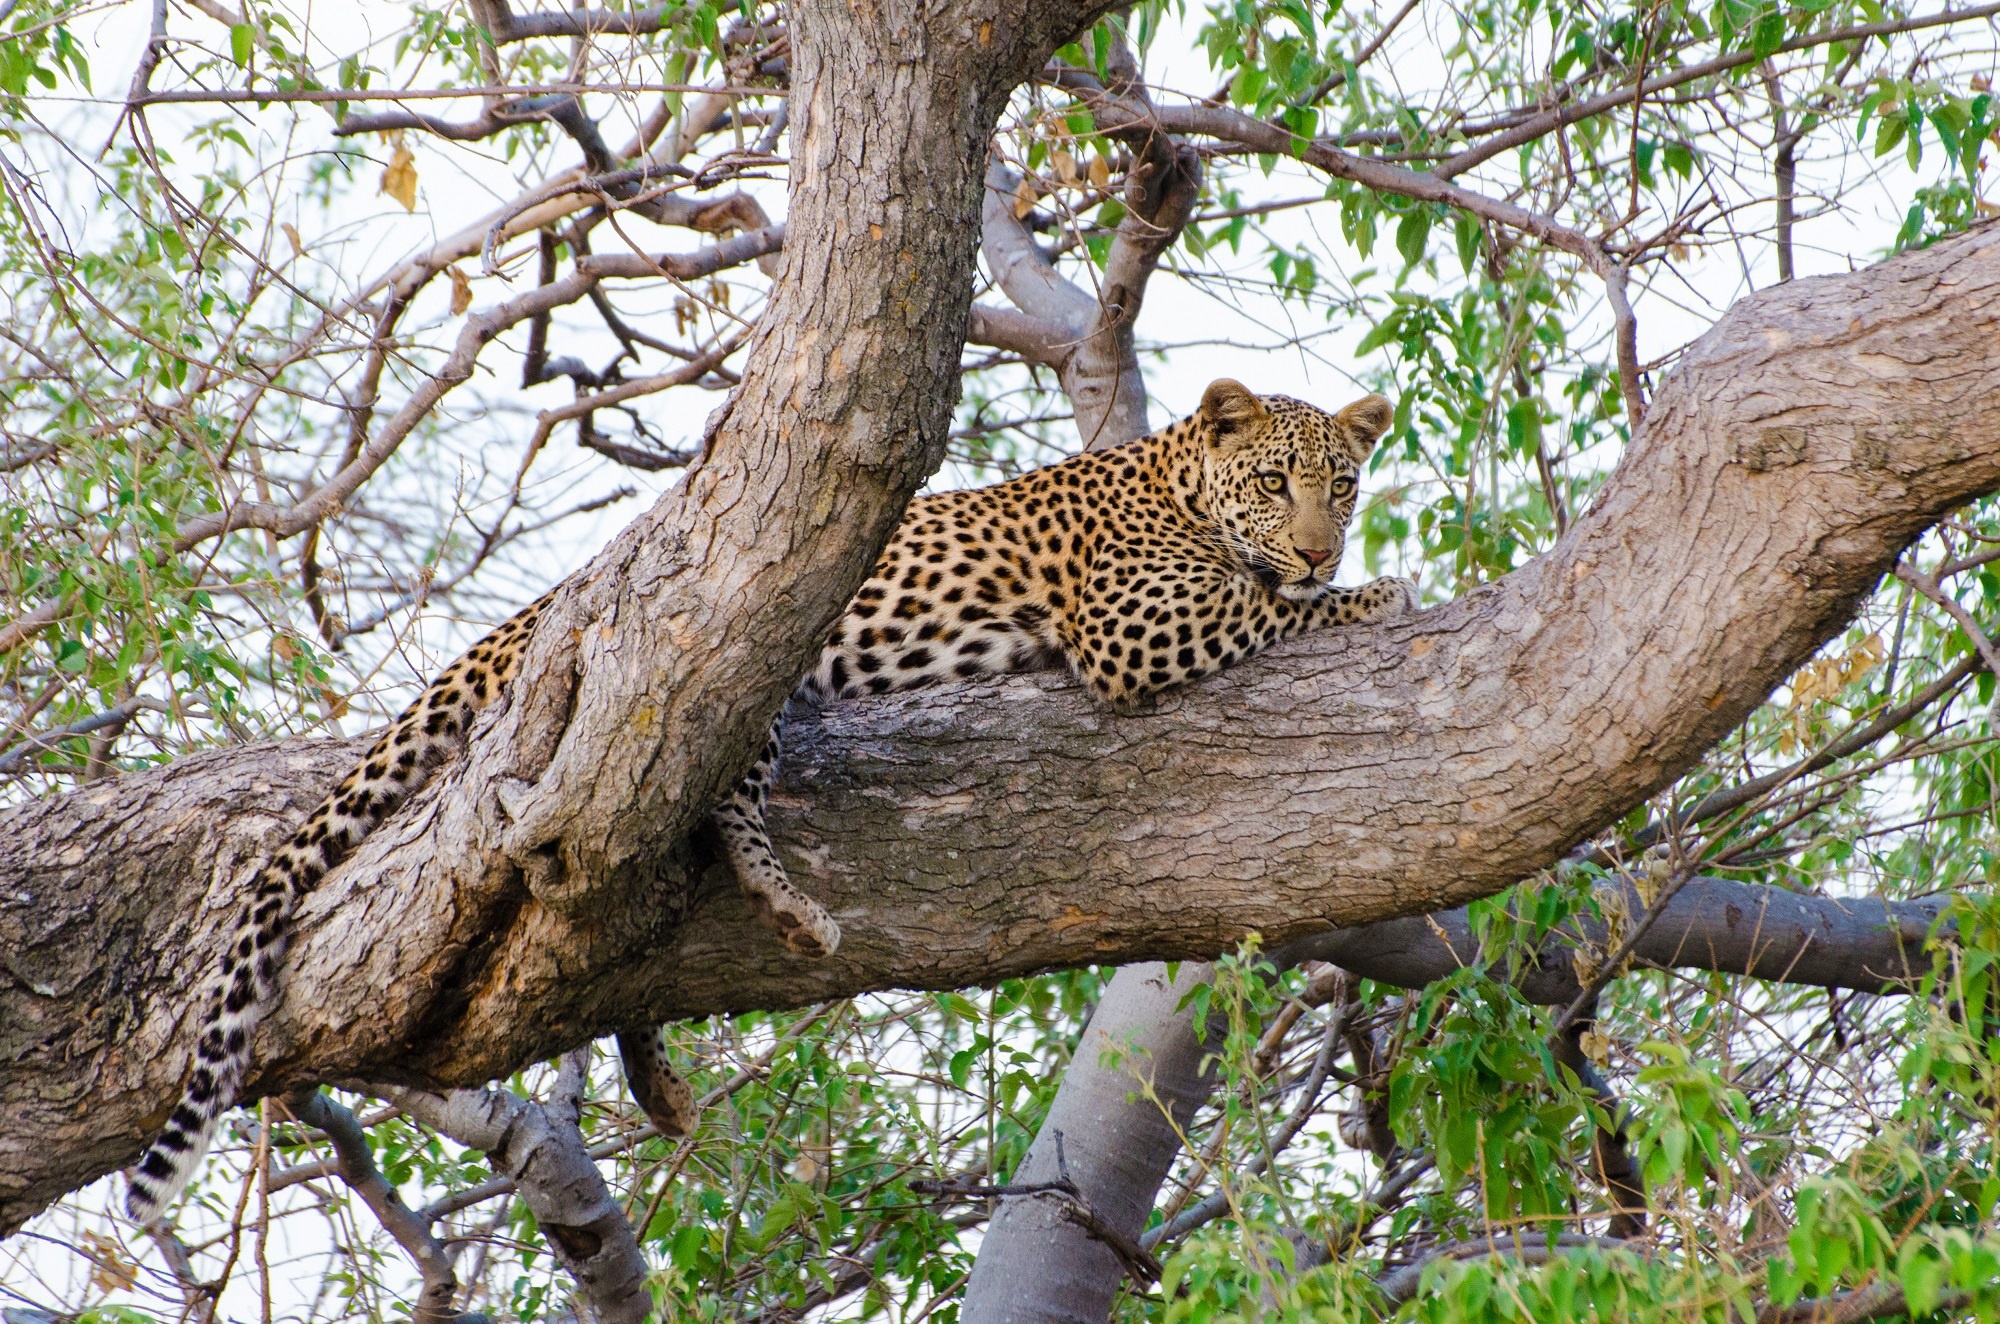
1330,475,1356,498
1256,471,1287,495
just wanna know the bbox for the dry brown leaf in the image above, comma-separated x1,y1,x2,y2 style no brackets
1012,176,1037,220
317,683,349,720
1088,154,1111,190
82,1230,138,1295
1053,148,1078,186
380,140,418,212
280,222,304,258
272,635,298,662
448,264,474,315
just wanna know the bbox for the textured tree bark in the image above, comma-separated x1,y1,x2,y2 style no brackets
0,0,1114,1232
3,192,1999,1237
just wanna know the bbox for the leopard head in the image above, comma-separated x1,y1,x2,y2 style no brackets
1195,379,1394,601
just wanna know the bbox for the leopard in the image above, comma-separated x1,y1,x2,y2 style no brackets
125,378,1415,1222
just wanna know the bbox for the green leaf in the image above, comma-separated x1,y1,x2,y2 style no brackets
1875,113,1907,159
1750,9,1784,59
230,23,254,68
1900,1244,1947,1313
1454,210,1481,275
1396,207,1432,268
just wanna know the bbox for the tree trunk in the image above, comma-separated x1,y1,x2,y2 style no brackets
960,963,1220,1324
0,0,1116,1232
4,179,1999,1237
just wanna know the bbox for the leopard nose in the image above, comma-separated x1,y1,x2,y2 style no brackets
1296,546,1331,568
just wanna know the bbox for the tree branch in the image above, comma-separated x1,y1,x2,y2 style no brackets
286,1090,484,1324
377,1079,647,1324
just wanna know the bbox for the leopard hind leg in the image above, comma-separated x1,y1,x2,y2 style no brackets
709,726,841,958
616,1028,700,1138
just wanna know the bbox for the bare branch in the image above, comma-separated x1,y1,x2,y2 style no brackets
0,699,161,777
286,1090,482,1324
964,301,1071,365
171,269,602,551
571,222,786,282
980,156,1095,329
335,94,616,173
378,1083,650,1324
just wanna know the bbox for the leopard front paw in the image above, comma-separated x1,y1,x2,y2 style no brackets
1358,575,1418,621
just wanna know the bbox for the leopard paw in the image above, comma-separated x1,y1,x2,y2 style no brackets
1360,575,1418,620
616,1028,700,1138
743,880,843,959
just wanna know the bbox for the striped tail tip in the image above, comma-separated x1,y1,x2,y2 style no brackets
125,1096,226,1223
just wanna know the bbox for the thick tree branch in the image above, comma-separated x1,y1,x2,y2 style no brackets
965,300,1072,365
1283,876,1947,1007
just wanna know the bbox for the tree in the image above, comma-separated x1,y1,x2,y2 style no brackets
3,1,2000,1321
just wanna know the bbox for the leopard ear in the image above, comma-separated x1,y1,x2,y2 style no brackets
1334,394,1394,458
1199,379,1268,449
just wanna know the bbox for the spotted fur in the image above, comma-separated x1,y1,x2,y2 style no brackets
128,378,1409,1221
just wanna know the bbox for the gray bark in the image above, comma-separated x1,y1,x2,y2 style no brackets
960,963,1220,1322
4,152,2000,1240
1288,876,1949,1001
378,1058,646,1324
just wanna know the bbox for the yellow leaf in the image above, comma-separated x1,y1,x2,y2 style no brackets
448,264,473,315
1978,198,2000,218
280,222,303,258
380,140,418,212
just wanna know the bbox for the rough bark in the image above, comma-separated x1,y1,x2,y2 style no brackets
0,0,1114,1232
3,197,1999,1237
